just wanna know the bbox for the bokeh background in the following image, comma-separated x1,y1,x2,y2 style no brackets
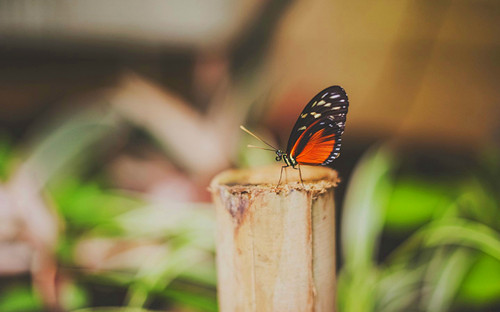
0,0,499,311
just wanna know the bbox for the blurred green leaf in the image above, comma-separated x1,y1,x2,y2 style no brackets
375,265,424,312
0,135,13,180
339,146,395,312
73,308,154,312
52,179,141,232
179,262,217,287
126,245,210,308
337,269,378,312
61,282,89,311
162,288,218,312
341,146,394,271
57,234,75,264
116,204,215,251
0,285,43,312
458,179,500,229
385,178,453,231
457,253,500,307
425,249,474,312
24,107,120,186
390,218,500,263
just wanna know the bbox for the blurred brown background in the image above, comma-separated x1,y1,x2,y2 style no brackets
1,0,498,150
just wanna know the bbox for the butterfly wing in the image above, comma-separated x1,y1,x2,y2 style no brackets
286,86,349,165
286,86,348,153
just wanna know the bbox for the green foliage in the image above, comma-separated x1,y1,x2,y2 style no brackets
22,107,120,186
73,308,153,312
338,146,500,312
385,178,453,231
339,146,394,311
162,287,218,312
51,179,140,233
0,285,43,312
341,146,394,270
3,102,498,311
52,193,217,311
60,281,89,311
0,107,217,312
0,135,13,181
458,254,500,305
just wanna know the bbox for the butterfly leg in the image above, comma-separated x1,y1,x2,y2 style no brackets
298,164,305,187
277,165,288,187
291,164,305,187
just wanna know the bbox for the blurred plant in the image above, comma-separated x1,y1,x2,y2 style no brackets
338,145,500,312
1,77,498,312
0,103,217,312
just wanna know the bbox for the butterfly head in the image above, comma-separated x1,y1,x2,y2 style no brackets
275,150,284,162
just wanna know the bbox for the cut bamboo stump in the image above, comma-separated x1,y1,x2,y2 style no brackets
210,165,340,312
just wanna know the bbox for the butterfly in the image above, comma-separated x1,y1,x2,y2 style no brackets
241,85,349,185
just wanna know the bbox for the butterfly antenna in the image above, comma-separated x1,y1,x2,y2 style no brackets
240,125,278,151
247,144,276,152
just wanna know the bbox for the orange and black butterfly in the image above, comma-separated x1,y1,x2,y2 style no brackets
241,85,349,185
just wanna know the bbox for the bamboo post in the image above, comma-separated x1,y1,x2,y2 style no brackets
210,165,340,312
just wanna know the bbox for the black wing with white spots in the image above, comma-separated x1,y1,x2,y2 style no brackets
285,86,349,163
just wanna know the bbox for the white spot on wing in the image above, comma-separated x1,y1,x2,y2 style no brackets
298,126,306,131
330,94,340,99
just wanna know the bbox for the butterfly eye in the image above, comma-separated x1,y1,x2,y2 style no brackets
275,151,283,161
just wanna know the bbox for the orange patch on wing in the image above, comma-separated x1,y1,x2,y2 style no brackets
289,119,322,157
293,129,336,165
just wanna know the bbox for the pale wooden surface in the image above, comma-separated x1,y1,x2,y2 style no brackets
210,165,339,312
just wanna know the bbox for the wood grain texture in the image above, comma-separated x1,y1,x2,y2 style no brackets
210,165,339,312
